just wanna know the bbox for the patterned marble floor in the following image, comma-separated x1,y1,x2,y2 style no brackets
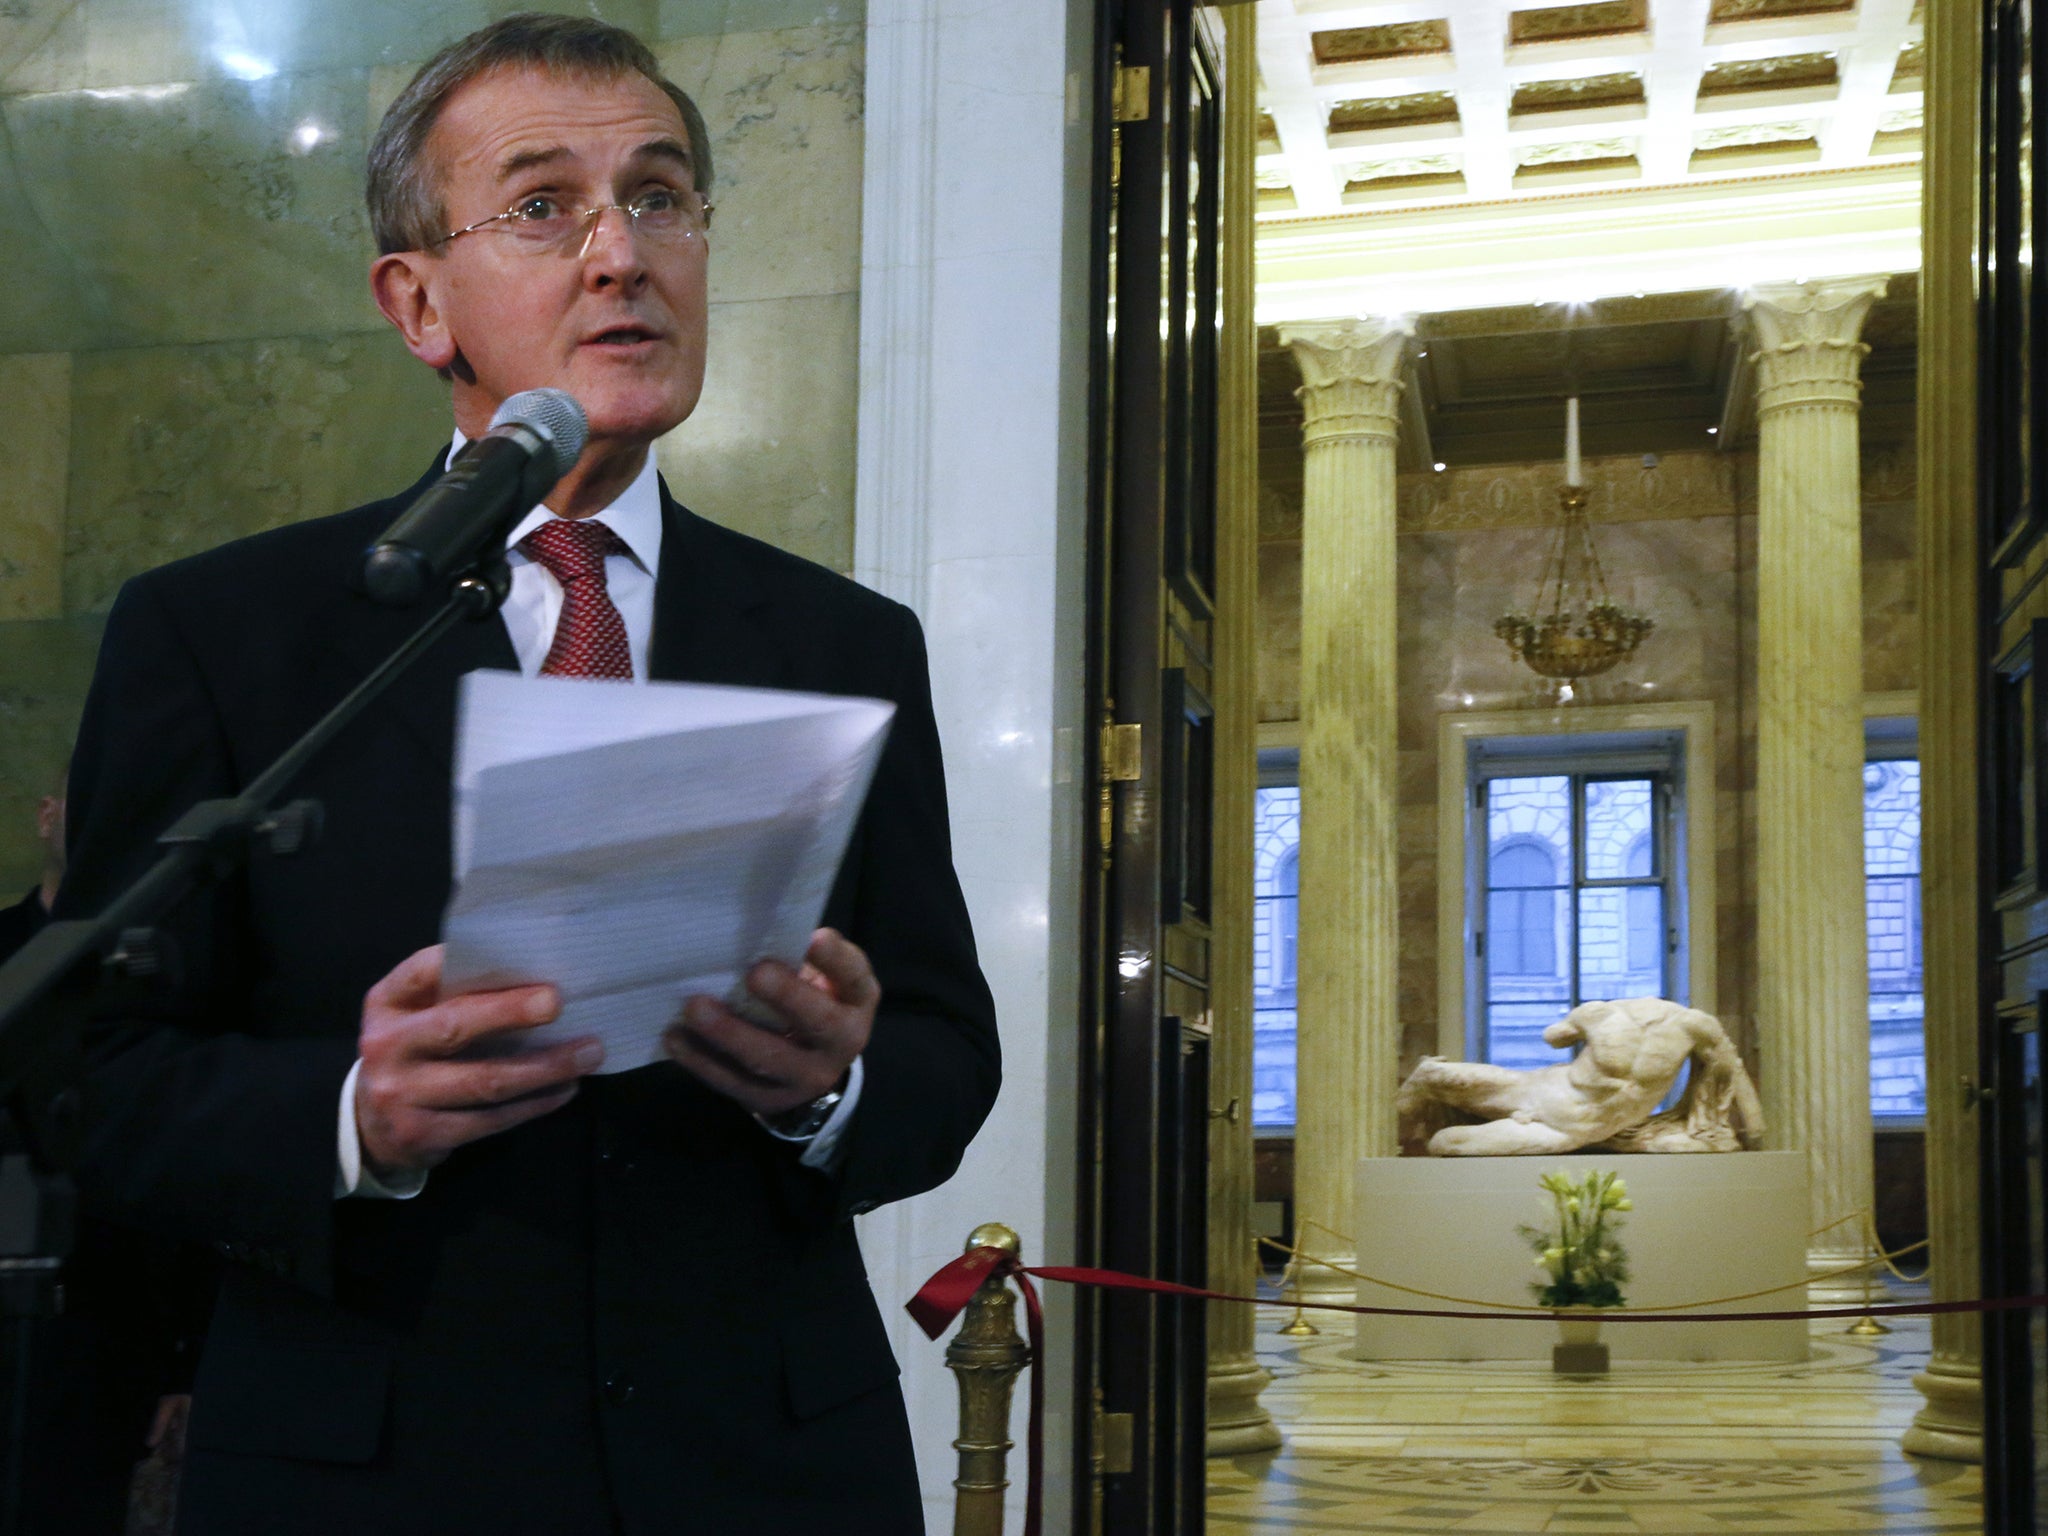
1206,1298,1982,1533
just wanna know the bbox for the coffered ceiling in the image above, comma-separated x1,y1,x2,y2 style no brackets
1253,0,1924,319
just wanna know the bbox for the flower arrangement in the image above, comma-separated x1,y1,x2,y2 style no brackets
1521,1168,1632,1310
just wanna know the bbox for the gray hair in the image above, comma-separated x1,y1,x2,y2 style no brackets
367,13,714,256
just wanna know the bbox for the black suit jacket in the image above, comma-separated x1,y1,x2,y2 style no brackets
0,887,47,967
58,460,1000,1536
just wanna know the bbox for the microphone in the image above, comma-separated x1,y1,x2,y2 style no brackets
361,388,589,608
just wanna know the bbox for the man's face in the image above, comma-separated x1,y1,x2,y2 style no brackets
35,793,64,876
402,66,710,452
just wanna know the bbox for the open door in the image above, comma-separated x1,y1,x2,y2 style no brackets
1074,1,1227,1530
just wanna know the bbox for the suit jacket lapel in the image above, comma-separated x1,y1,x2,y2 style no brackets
317,455,520,779
319,472,776,780
648,482,785,689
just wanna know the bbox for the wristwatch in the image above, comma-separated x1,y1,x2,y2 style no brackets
761,1082,845,1141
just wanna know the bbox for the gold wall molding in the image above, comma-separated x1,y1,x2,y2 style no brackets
1512,71,1646,114
1256,443,1914,543
1393,449,1740,533
1509,0,1649,46
1312,19,1453,64
1328,91,1459,134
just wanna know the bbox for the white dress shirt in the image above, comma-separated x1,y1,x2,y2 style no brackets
336,443,862,1198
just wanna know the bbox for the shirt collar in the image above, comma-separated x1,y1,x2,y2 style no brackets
446,431,664,575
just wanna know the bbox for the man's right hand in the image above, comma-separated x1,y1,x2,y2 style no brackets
355,944,604,1177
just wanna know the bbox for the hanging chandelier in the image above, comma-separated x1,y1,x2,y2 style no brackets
1493,397,1654,697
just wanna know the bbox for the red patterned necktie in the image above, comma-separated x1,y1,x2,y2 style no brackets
519,518,634,679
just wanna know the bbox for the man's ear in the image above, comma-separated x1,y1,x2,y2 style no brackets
371,251,459,373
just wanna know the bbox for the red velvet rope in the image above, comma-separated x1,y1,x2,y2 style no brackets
909,1246,2048,1536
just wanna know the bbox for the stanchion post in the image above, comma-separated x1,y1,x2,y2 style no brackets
1279,1251,1319,1336
946,1223,1029,1536
1849,1212,1893,1337
1275,1221,1322,1337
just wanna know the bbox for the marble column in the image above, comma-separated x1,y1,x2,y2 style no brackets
1277,316,1411,1302
1205,1,1281,1457
1747,276,1887,1303
1903,0,1983,1462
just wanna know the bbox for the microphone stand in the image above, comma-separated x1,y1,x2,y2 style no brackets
0,557,510,1535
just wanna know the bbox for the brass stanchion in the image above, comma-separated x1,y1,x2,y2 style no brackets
1848,1213,1893,1337
1278,1251,1319,1337
946,1223,1030,1536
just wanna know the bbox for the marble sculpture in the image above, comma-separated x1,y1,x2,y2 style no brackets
1396,997,1764,1156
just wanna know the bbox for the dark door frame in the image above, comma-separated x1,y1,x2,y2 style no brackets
1074,2,1224,1530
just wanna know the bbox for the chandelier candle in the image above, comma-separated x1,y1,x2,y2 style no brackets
1493,396,1653,687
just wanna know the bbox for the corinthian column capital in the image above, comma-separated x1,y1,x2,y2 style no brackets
1278,316,1414,447
1745,276,1889,416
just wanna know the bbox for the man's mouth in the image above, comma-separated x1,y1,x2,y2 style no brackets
585,324,662,348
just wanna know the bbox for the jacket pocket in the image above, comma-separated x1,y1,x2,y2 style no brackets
779,1291,901,1421
186,1341,390,1464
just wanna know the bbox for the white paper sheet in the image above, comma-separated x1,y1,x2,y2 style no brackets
439,671,895,1071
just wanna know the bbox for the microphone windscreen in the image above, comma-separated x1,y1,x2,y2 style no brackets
491,388,589,480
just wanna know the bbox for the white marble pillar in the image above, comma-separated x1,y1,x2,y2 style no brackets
850,1,1096,1528
1903,0,1983,1461
1205,1,1281,1457
1277,317,1411,1302
1747,276,1887,1303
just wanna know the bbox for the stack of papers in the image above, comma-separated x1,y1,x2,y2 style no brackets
440,671,895,1072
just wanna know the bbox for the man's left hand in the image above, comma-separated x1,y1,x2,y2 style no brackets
663,927,877,1115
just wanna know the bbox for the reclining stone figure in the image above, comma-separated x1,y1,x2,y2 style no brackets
1396,996,1764,1156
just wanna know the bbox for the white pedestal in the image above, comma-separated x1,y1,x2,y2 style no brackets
1352,1152,1810,1362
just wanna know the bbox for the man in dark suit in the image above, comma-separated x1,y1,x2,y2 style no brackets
0,769,64,966
57,14,998,1534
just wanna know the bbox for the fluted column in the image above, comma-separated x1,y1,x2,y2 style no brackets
1277,316,1411,1302
1903,0,1983,1461
1205,1,1281,1456
1748,276,1887,1302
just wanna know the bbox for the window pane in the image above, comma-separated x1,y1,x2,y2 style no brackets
1492,841,1556,890
1253,786,1301,1127
1487,888,1564,978
1585,778,1655,879
1252,1007,1297,1129
1870,994,1926,1119
1487,1000,1574,1070
1483,775,1575,1066
1864,759,1924,1118
1487,776,1573,884
1863,761,1921,875
1626,884,1665,982
1579,885,1665,1001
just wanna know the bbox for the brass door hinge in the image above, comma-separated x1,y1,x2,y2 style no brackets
1098,1410,1135,1475
1101,723,1142,782
1113,65,1151,122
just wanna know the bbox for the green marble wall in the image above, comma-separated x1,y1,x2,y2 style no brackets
0,0,865,893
